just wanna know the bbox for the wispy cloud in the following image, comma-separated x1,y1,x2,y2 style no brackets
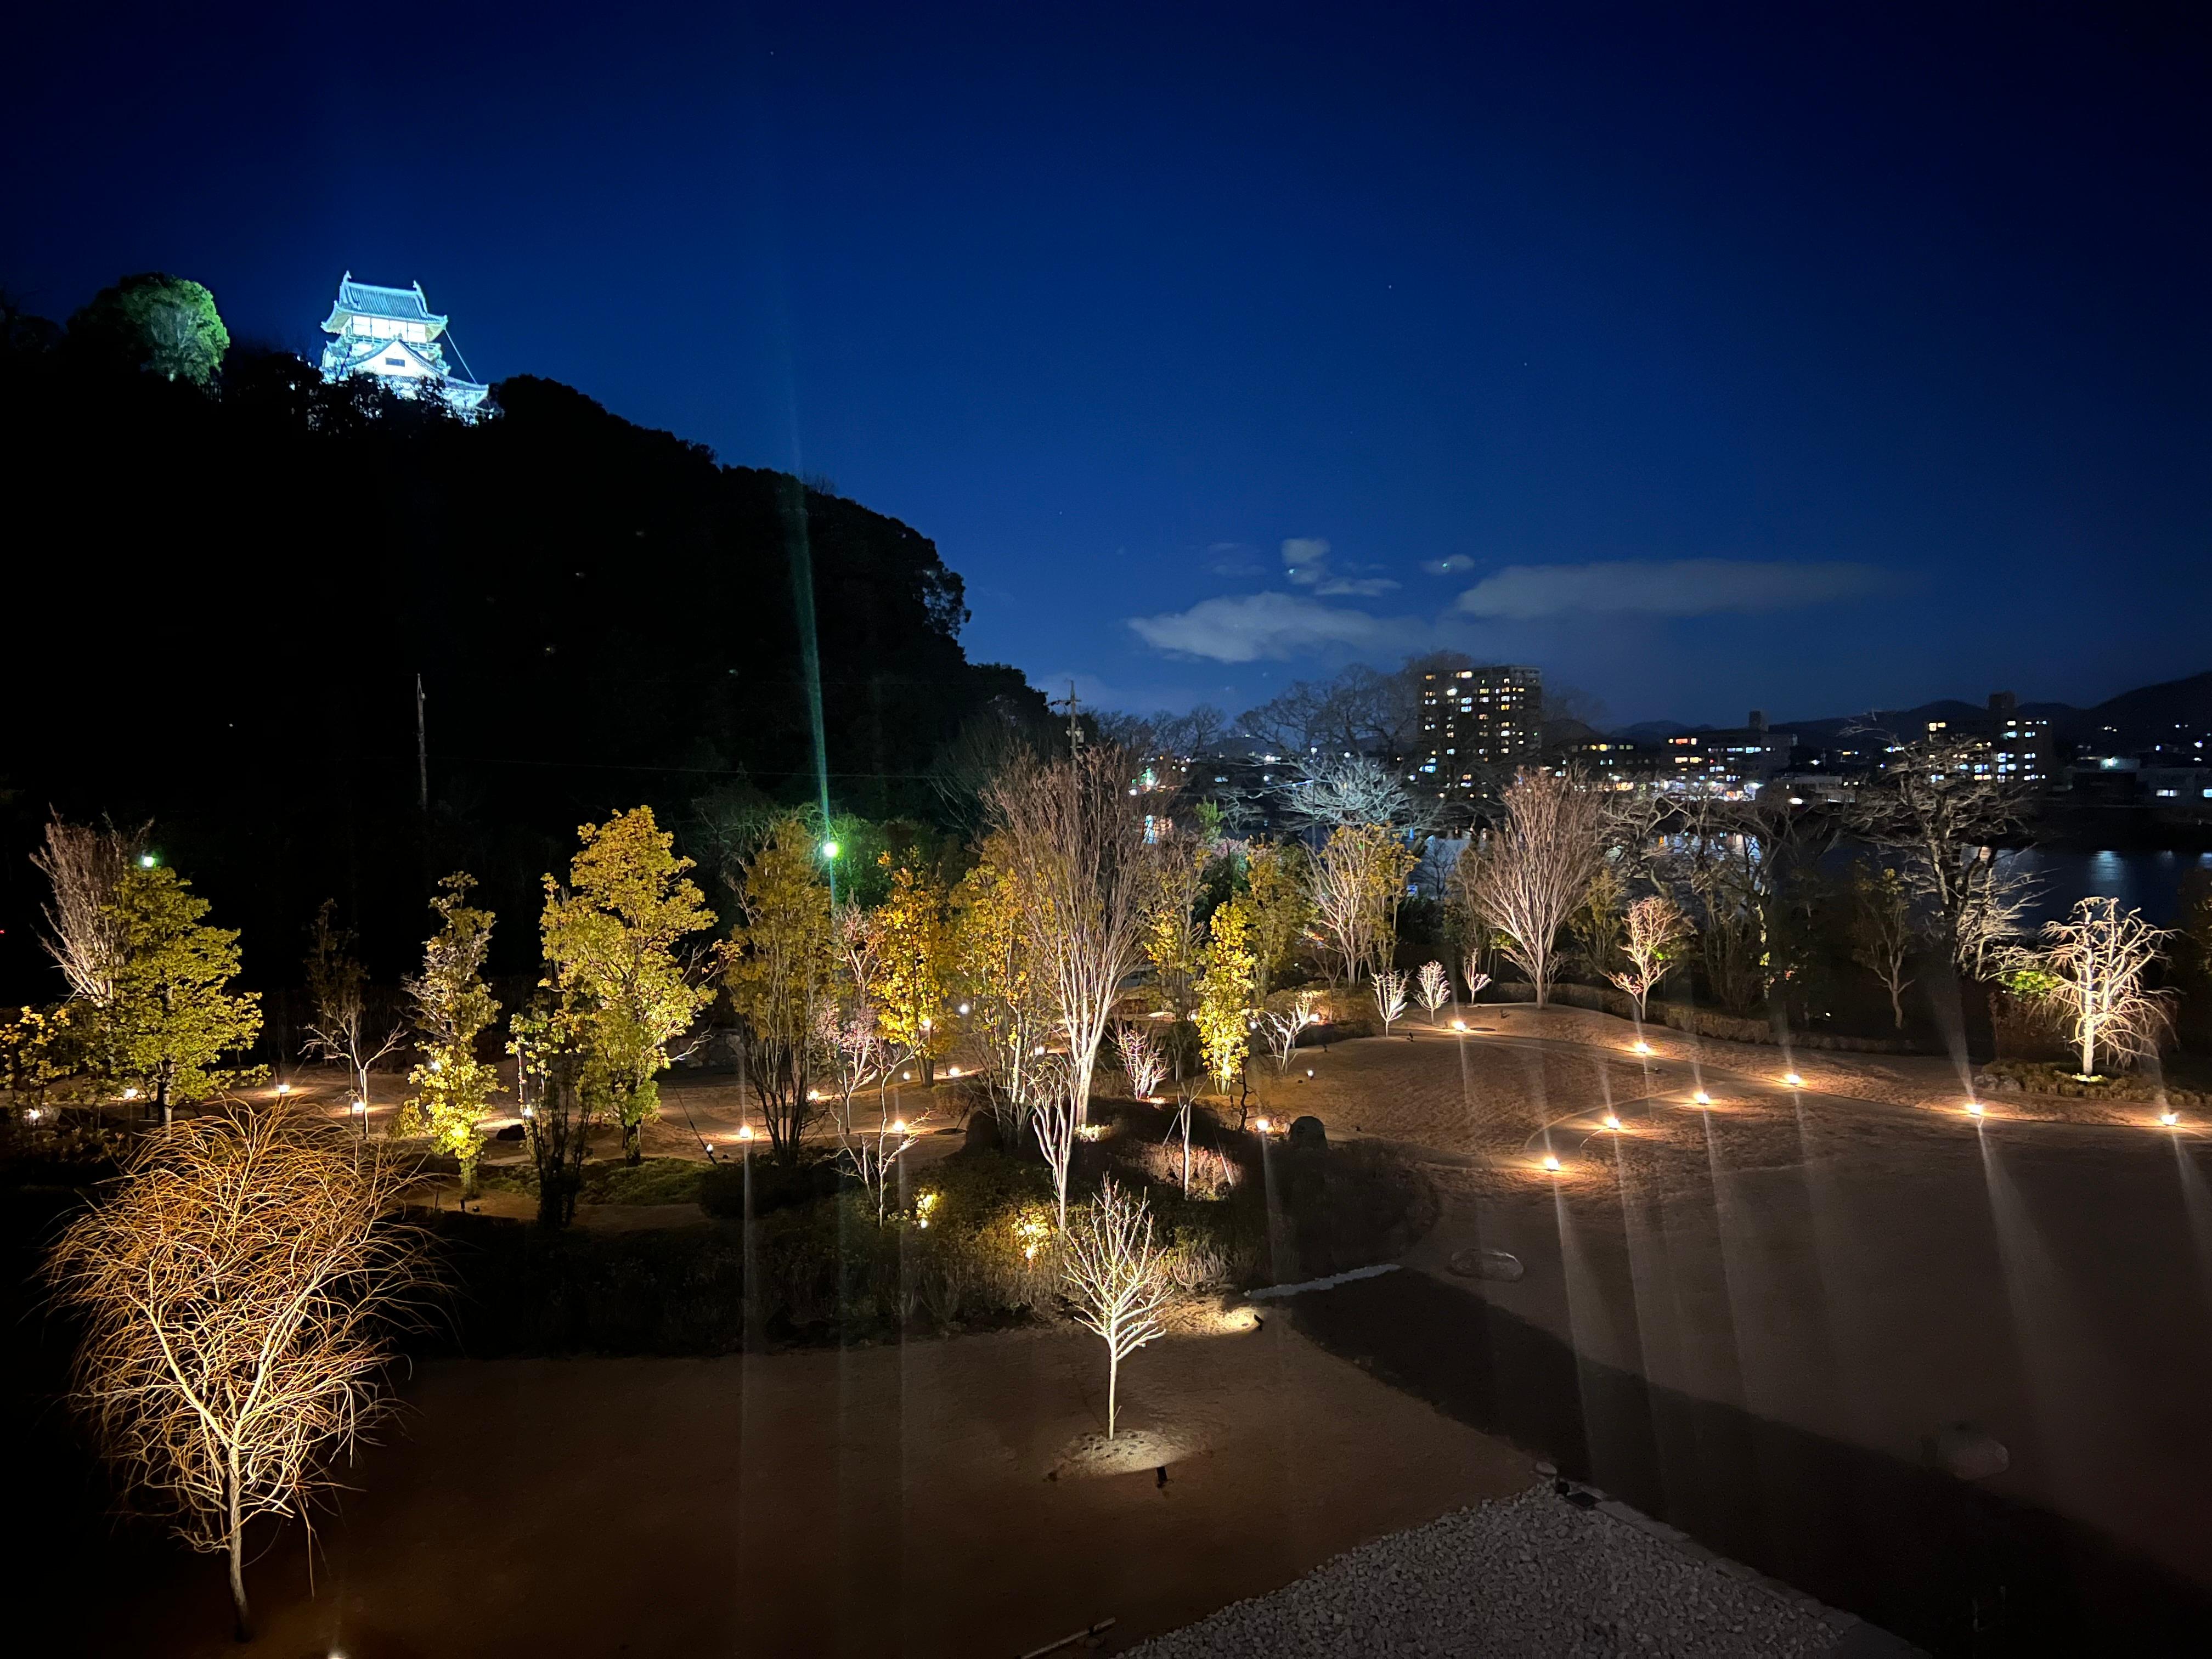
1280,536,1398,596
1281,537,1334,586
1421,554,1475,575
1455,559,1890,619
1127,592,1422,663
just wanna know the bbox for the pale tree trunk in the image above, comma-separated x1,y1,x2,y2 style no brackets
228,1446,250,1641
1107,1347,1121,1440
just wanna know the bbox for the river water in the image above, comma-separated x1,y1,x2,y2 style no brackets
2002,846,2212,927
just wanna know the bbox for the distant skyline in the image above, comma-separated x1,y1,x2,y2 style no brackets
9,2,2207,726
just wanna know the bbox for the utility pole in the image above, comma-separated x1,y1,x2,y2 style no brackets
1051,679,1085,758
415,673,428,812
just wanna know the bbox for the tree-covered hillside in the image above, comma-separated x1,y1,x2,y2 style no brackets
0,294,1045,995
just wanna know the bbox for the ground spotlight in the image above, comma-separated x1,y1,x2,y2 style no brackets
1782,1073,1803,1087
1691,1090,1712,1106
1602,1113,1621,1131
1542,1154,1562,1173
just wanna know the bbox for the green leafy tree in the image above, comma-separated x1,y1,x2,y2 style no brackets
69,273,229,384
400,876,500,1197
541,808,718,1165
100,867,263,1126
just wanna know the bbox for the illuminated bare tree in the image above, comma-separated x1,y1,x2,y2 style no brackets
1607,894,1691,1023
1460,772,1608,1007
2006,897,2175,1077
1062,1177,1173,1440
1413,961,1451,1023
985,746,1156,1228
1307,822,1415,985
1258,989,1322,1071
302,899,406,1115
30,814,147,1006
1372,968,1408,1035
44,1104,430,1640
1460,952,1492,1004
1114,1022,1168,1100
1850,732,2035,976
1849,865,1920,1030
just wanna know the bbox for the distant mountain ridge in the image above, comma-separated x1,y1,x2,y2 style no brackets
1610,670,2212,750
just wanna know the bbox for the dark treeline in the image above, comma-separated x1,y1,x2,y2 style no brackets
0,312,1049,1004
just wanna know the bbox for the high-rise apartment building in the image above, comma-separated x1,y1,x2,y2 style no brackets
1416,665,1542,795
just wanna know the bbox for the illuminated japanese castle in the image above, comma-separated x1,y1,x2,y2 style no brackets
319,275,489,415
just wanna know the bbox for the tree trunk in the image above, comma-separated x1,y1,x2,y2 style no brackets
1889,979,1905,1030
228,1451,250,1641
625,1118,642,1166
1107,1347,1119,1440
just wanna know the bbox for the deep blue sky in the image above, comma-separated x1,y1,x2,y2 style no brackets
10,2,2207,727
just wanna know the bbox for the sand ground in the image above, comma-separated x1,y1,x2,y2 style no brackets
96,1007,2212,1652
82,1316,1534,1657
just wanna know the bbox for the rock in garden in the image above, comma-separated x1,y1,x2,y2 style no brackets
1447,1247,1525,1283
1288,1115,1328,1152
1932,1423,2008,1480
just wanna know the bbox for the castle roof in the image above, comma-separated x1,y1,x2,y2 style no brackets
321,274,449,335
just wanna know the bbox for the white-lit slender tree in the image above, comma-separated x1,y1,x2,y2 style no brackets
1258,989,1322,1071
302,899,407,1116
1372,968,1409,1035
1413,961,1451,1024
1062,1177,1173,1440
1607,893,1691,1024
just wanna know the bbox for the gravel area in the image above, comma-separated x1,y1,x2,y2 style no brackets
1127,1483,1867,1658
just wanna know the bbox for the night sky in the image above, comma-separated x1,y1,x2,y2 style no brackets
10,2,2206,727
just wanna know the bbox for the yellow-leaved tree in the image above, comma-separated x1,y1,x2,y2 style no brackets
402,874,500,1198
540,807,718,1166
951,833,1058,1148
726,816,835,1163
1141,832,1211,1025
1241,840,1312,998
872,849,954,1080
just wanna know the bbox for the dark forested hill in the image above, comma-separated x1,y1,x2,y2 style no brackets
0,341,1043,996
